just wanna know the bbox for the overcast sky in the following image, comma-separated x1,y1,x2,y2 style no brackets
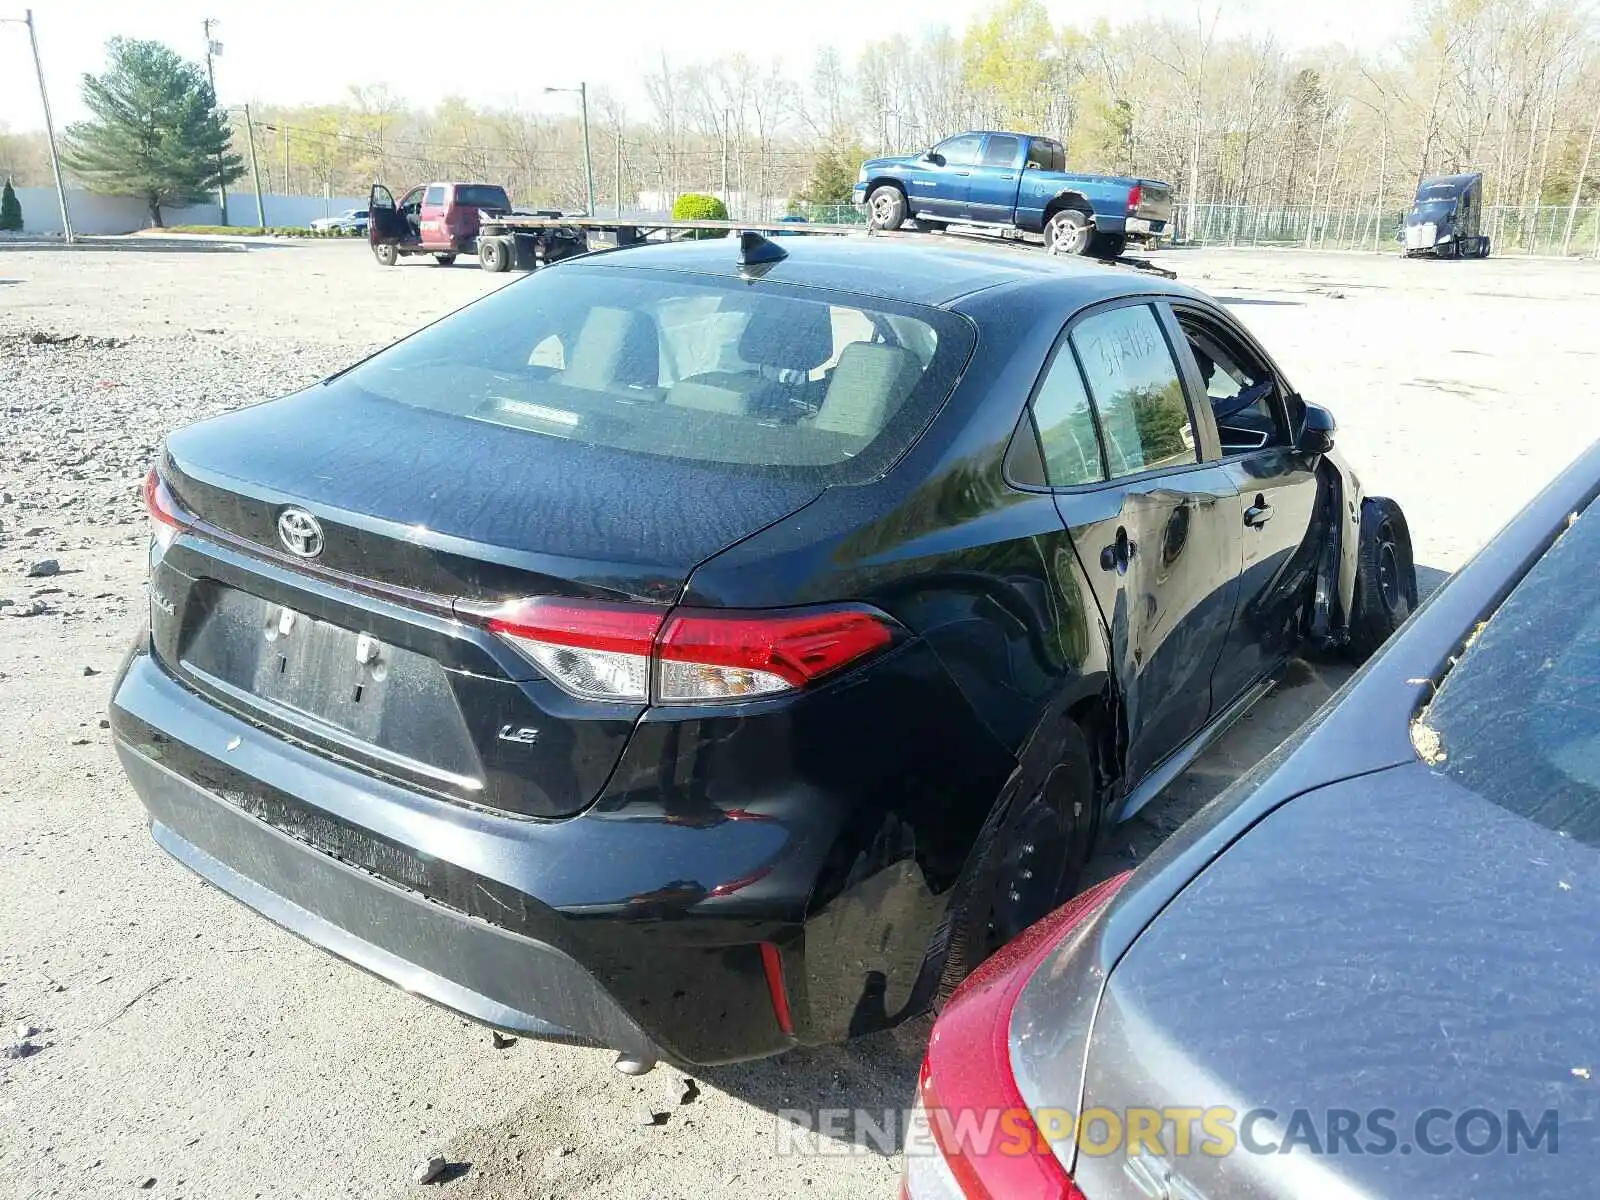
2,0,1411,134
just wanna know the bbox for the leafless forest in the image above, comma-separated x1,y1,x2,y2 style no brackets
3,0,1598,247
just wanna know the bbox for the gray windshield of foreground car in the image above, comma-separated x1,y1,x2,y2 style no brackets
1423,494,1600,844
338,265,973,483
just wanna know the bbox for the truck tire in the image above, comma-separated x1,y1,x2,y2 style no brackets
478,237,511,273
1090,233,1127,259
372,243,398,267
1045,208,1092,256
867,185,907,231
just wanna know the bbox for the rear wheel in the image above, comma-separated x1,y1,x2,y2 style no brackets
939,722,1101,998
479,237,511,273
372,243,398,267
433,253,457,266
1348,497,1417,661
866,185,907,231
1045,208,1092,256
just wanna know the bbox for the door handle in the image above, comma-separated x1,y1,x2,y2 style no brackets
998,174,1015,180
1244,497,1274,527
1100,526,1136,574
955,170,971,177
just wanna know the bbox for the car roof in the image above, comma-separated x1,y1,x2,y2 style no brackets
580,235,1197,310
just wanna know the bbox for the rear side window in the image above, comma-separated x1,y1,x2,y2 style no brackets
454,185,511,209
1030,345,1104,487
1070,305,1196,477
424,185,446,205
982,135,1021,167
340,265,974,484
1027,140,1065,172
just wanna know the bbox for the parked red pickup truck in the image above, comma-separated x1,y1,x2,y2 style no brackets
368,181,512,266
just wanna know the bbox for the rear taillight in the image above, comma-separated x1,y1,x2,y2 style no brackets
485,598,895,705
1126,183,1142,214
904,872,1133,1200
142,466,186,550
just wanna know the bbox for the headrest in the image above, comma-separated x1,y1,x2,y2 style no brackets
737,299,835,373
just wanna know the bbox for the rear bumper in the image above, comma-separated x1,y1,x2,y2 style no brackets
111,633,1013,1062
1125,216,1168,240
110,642,794,1064
120,742,661,1059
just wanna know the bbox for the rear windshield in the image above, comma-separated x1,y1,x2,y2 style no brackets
339,262,974,483
455,185,510,209
1421,495,1600,844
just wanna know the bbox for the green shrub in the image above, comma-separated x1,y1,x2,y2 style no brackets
0,177,22,232
671,192,730,238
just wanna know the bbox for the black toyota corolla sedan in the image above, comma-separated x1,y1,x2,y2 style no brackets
904,438,1600,1200
110,235,1414,1069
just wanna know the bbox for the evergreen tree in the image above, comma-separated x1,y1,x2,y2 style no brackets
799,145,868,205
62,38,244,228
0,177,21,232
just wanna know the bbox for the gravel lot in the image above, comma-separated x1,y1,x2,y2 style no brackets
3,239,1599,1199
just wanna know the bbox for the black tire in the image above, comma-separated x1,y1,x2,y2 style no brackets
939,721,1101,999
866,184,907,231
372,243,398,267
478,237,510,273
1045,208,1092,255
1348,497,1418,661
1090,232,1128,259
433,253,457,266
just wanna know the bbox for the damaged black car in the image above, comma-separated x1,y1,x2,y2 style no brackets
110,235,1415,1068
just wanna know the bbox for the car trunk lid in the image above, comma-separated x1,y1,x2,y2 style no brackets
150,382,825,818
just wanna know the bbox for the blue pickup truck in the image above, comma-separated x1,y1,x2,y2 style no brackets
851,131,1173,258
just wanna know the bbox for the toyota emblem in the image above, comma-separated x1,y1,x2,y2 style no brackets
277,507,324,558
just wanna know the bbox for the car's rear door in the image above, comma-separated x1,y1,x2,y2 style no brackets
968,134,1024,224
907,133,982,222
1168,301,1322,710
1041,300,1244,789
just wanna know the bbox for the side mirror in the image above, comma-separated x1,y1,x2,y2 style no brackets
922,151,944,166
1295,400,1336,456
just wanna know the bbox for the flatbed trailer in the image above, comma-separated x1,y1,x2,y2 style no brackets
472,215,866,272
469,212,1178,281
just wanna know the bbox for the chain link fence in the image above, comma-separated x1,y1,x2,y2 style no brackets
1174,202,1600,258
766,199,1600,257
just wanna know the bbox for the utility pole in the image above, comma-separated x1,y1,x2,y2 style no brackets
579,83,594,217
721,107,731,212
544,83,595,215
242,104,266,228
614,124,623,217
0,10,73,241
1374,119,1388,252
282,123,290,195
202,18,227,224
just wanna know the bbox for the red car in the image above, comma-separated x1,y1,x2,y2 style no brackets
367,180,512,266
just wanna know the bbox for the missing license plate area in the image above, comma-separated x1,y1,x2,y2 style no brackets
180,585,480,784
